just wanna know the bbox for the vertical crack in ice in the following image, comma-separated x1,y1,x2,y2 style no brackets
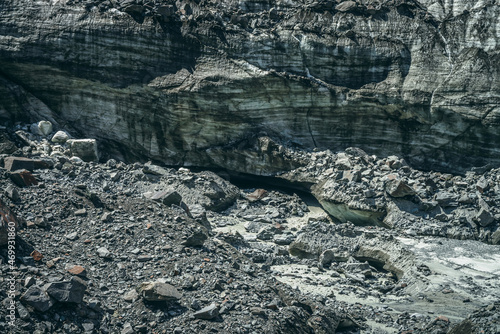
430,29,455,111
307,88,318,148
306,108,317,148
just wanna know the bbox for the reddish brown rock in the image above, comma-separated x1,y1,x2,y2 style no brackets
30,250,44,261
67,265,87,277
9,169,39,187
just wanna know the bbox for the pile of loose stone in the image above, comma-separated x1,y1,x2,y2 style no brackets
0,122,499,334
280,147,500,245
0,148,341,331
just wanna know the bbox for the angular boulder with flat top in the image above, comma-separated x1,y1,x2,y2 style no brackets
136,281,182,302
68,139,99,162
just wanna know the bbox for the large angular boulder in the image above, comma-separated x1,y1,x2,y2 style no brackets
385,179,415,198
9,169,38,187
3,156,52,171
21,286,55,312
136,281,181,302
150,189,182,206
193,303,219,320
476,208,495,227
4,157,35,171
68,139,99,162
45,276,87,304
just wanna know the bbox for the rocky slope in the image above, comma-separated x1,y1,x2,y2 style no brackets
1,123,500,333
1,0,500,173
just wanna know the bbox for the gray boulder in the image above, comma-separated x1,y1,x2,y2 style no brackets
51,130,69,143
37,121,53,136
136,282,182,302
68,139,99,162
45,276,87,304
151,189,182,206
21,286,55,312
385,179,415,198
193,303,219,320
476,208,495,227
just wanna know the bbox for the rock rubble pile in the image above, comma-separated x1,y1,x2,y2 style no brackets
281,147,500,245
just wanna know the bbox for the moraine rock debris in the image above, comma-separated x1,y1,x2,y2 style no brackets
0,122,499,333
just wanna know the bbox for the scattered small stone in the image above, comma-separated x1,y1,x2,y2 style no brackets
24,276,36,288
142,163,169,176
246,189,268,202
97,247,113,259
46,257,62,268
30,250,43,261
74,208,87,216
82,322,94,332
336,1,357,12
181,230,208,247
16,301,30,320
265,300,280,311
435,192,457,207
123,289,140,302
492,230,500,245
121,323,134,334
101,211,112,222
137,255,153,262
5,185,19,201
65,232,79,241
250,307,266,316
476,177,489,193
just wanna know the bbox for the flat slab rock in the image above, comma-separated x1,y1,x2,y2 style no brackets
193,303,219,320
136,282,181,302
